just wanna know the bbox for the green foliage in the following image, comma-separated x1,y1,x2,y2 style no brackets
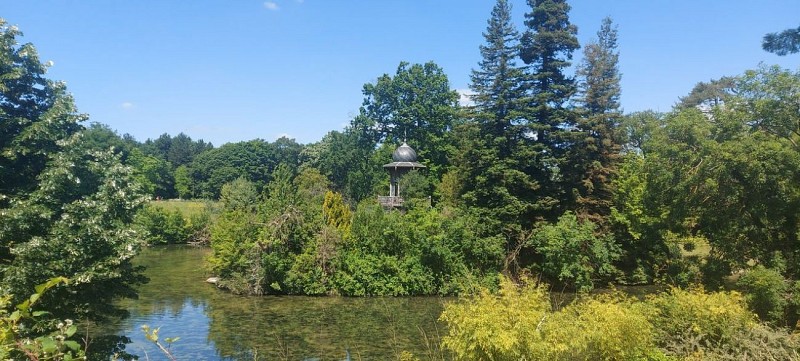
183,137,303,199
440,278,551,360
307,130,386,203
219,177,259,213
173,165,192,199
440,278,799,361
210,175,504,296
647,287,756,351
0,23,148,323
134,205,190,245
736,265,790,325
1,135,149,322
528,213,622,292
441,278,661,361
356,61,459,180
458,0,536,237
0,20,84,197
0,277,86,361
736,65,800,150
139,325,178,361
127,149,174,199
610,68,800,287
572,17,623,224
208,179,261,291
322,191,351,236
543,294,658,361
677,76,736,110
141,132,212,169
519,0,580,221
398,169,430,200
763,25,800,55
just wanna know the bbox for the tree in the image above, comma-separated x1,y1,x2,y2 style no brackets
128,149,175,198
572,17,623,224
457,0,537,233
470,0,527,128
734,65,800,150
0,21,83,197
763,25,800,56
632,103,800,282
0,19,147,325
357,61,459,178
305,130,385,203
519,0,580,220
677,77,736,110
185,137,303,198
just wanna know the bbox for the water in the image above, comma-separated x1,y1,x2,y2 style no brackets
107,245,448,360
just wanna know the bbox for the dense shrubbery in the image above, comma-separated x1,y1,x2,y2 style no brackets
208,171,504,296
134,202,213,245
526,212,622,292
439,278,800,361
135,205,189,245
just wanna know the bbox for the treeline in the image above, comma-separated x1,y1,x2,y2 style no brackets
2,0,800,357
203,0,800,332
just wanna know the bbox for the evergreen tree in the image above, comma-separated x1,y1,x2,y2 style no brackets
763,25,800,56
459,0,535,232
519,0,580,220
470,0,526,134
572,17,623,224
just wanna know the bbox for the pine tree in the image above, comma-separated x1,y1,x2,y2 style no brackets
572,17,623,224
763,25,800,56
459,0,534,231
519,0,580,220
470,0,526,145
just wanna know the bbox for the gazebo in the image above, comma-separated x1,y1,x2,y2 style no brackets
378,142,425,208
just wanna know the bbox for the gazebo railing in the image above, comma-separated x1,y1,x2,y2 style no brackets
378,196,404,208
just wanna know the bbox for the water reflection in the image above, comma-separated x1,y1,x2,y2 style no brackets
108,246,447,360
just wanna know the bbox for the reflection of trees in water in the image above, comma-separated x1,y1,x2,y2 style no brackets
120,246,217,316
205,295,447,360
90,246,215,360
101,246,448,360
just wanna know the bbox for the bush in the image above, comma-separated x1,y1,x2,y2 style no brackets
134,205,190,245
440,278,551,360
541,294,659,361
528,213,622,292
440,278,664,361
646,287,756,357
439,278,800,360
736,265,789,325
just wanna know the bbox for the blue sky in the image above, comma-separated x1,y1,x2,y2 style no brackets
3,1,798,146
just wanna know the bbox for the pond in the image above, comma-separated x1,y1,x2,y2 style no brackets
106,245,448,360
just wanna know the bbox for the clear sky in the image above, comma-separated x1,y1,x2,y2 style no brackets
3,1,798,146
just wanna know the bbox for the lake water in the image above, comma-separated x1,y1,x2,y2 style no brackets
107,245,448,360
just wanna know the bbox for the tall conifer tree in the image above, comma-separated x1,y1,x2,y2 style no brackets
572,17,623,224
519,0,580,220
459,0,534,231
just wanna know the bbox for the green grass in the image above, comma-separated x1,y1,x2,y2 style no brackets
150,199,220,218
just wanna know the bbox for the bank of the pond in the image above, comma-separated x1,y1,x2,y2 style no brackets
108,245,449,360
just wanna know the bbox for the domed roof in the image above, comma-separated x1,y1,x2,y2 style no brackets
392,142,418,162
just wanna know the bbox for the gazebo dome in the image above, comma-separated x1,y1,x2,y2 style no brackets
383,142,425,170
392,142,418,162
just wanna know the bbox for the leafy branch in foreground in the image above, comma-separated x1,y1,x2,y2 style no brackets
140,325,179,361
0,277,85,360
